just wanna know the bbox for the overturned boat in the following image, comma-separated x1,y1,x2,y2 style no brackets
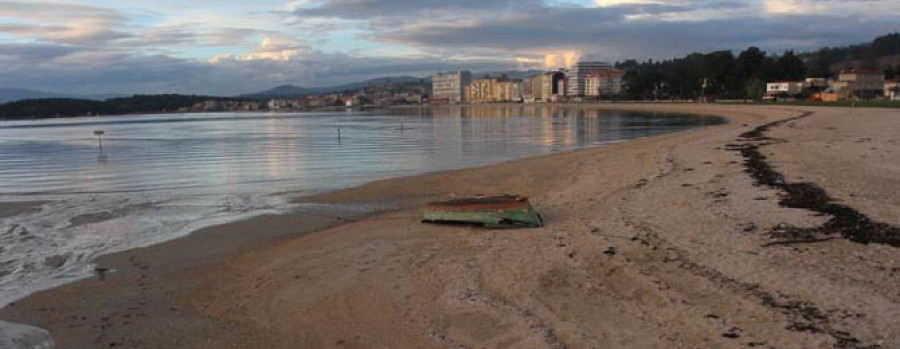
422,195,544,229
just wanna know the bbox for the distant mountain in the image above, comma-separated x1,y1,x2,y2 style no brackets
0,94,228,120
241,76,426,99
472,70,546,79
242,71,545,99
0,88,69,104
0,88,123,104
244,85,311,98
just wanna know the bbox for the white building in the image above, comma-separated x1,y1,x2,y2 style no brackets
804,78,829,89
766,81,804,96
886,81,900,100
566,61,613,97
585,69,625,97
431,71,472,103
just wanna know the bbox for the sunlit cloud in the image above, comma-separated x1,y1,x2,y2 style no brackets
594,0,664,7
210,36,310,62
543,51,583,69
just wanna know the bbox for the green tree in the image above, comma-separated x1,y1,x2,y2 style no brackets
744,78,766,100
872,32,900,56
806,50,832,78
772,50,806,81
702,50,737,97
736,47,767,87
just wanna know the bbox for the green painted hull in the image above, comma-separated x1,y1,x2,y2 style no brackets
422,197,543,229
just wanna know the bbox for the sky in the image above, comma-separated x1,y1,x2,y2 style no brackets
0,0,898,96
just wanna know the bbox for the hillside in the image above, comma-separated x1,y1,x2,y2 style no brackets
242,71,544,99
0,88,123,104
241,76,425,99
801,32,900,77
0,95,231,120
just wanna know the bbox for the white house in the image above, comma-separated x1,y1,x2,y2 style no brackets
766,81,805,97
885,81,899,101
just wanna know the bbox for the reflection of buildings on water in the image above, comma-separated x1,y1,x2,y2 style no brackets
411,105,648,152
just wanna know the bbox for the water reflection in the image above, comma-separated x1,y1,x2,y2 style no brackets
0,106,723,196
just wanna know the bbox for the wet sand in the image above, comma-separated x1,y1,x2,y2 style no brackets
0,201,46,220
2,104,899,348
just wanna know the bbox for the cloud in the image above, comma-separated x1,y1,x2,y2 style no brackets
0,0,132,45
289,0,895,62
0,37,515,96
210,36,311,62
1,0,899,95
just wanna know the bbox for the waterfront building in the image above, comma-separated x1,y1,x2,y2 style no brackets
521,77,535,101
557,77,568,99
466,78,498,103
566,61,614,97
432,71,472,103
585,69,625,98
535,71,565,101
532,76,547,101
493,80,515,102
511,81,524,102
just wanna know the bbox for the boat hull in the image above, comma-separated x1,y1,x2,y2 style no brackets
422,195,544,229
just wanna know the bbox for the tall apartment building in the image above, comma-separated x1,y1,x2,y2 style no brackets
493,80,515,102
466,78,497,103
535,71,565,101
521,77,535,100
585,69,625,98
566,61,614,97
431,71,472,103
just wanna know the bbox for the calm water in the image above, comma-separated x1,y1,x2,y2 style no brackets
0,105,724,305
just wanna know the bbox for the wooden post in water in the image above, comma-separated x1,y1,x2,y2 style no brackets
93,130,105,153
337,127,341,143
94,130,108,163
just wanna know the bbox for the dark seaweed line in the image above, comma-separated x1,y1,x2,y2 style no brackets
735,112,900,248
626,217,877,348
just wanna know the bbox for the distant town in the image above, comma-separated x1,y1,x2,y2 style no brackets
228,33,900,111
251,63,898,113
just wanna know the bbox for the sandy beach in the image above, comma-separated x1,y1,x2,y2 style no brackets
2,104,898,348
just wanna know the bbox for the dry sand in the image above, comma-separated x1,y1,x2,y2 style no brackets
1,104,898,348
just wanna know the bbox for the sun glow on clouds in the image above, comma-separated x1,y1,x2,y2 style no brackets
209,36,309,62
515,51,582,69
543,51,582,69
764,0,810,14
594,0,664,6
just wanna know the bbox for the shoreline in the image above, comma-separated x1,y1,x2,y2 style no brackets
3,103,899,348
3,98,898,122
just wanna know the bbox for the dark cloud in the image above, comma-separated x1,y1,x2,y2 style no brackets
294,0,544,19
0,42,512,96
378,11,894,59
294,0,894,61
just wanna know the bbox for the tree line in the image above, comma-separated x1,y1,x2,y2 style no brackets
0,95,235,119
617,32,900,100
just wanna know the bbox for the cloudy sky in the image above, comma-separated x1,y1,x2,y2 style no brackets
1,0,897,96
